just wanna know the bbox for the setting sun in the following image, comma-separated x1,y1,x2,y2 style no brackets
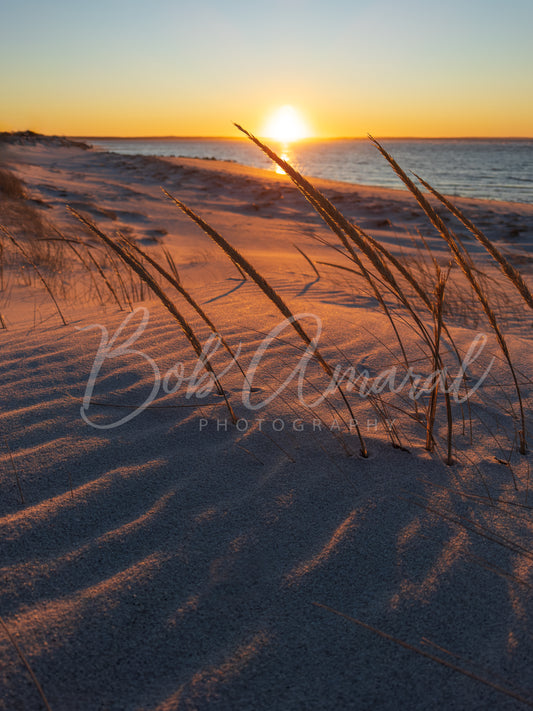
261,105,311,143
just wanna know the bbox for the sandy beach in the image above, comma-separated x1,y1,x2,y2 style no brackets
1,134,533,710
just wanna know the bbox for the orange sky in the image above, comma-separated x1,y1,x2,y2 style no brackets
1,0,532,138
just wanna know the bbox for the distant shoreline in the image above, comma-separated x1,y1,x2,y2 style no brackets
82,135,533,205
3,131,531,205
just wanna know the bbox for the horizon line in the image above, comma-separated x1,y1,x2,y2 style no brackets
70,134,533,141
3,129,532,141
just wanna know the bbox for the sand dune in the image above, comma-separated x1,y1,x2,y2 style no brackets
1,137,533,710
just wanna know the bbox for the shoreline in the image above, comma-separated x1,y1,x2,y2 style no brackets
3,130,532,207
159,153,533,211
82,136,533,208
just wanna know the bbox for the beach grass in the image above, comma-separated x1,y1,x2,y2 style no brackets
0,134,530,477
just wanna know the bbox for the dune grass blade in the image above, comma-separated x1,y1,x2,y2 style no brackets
163,247,181,284
312,603,533,708
362,231,434,310
414,174,533,310
0,615,53,711
105,248,133,310
426,283,443,451
0,225,67,326
230,258,248,280
162,189,323,350
443,374,454,466
85,244,124,310
426,272,454,464
68,208,237,423
120,235,249,382
331,341,408,451
293,243,320,278
0,235,5,291
162,188,368,457
369,137,528,455
52,227,105,305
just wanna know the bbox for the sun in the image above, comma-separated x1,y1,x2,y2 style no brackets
262,105,311,143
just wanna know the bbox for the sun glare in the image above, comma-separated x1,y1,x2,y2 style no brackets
262,105,311,143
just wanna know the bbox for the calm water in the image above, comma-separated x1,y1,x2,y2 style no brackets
87,137,533,205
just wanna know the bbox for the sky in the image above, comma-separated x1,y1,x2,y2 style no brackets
1,0,532,138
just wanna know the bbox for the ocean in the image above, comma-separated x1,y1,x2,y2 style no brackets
86,137,533,205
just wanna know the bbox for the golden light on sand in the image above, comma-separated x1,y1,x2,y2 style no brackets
262,105,311,143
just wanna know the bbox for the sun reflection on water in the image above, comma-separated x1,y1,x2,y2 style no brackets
275,143,290,175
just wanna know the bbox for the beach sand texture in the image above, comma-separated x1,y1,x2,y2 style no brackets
1,135,533,710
